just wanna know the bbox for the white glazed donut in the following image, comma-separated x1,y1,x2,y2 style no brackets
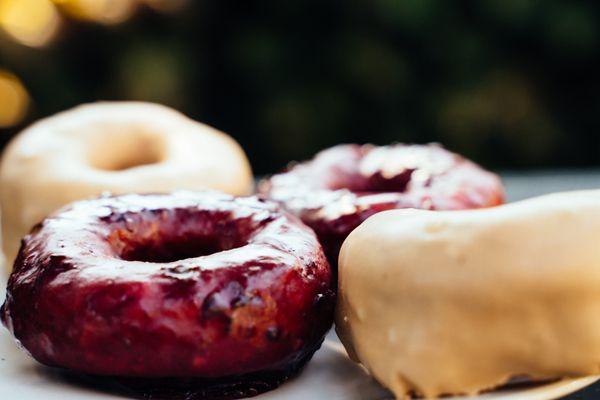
0,102,253,267
336,190,600,398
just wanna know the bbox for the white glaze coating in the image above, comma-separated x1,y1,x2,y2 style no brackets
336,190,600,399
0,102,253,267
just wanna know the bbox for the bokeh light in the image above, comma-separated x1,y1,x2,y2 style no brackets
0,70,29,128
117,43,187,107
0,0,60,47
53,0,137,25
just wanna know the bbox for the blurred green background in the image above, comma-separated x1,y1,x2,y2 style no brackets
1,0,599,174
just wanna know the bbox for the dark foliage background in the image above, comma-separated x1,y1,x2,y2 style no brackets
1,0,599,174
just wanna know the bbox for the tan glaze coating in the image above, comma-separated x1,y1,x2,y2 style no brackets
336,190,600,399
0,102,253,267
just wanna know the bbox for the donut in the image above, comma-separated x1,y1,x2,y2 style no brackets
1,191,334,398
0,102,253,267
336,190,600,398
259,144,504,265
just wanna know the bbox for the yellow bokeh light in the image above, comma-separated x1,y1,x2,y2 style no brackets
0,0,61,47
0,70,29,128
53,0,137,25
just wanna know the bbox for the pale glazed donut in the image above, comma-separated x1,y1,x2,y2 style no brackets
336,190,600,399
0,102,253,267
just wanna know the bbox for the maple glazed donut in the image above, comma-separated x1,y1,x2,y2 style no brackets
336,190,600,398
259,144,504,265
1,191,334,398
0,102,253,267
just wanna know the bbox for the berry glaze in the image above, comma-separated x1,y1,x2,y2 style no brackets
1,192,334,399
260,144,504,266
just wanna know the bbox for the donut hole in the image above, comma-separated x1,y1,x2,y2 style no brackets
311,146,424,194
121,236,226,263
107,210,255,263
87,129,166,171
327,169,415,194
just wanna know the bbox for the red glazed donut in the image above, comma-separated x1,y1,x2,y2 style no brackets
259,144,504,265
1,191,334,398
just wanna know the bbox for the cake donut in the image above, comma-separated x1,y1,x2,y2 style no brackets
1,191,334,398
336,190,600,399
259,144,503,265
0,102,253,267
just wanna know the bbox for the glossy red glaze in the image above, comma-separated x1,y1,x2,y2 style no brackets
1,192,334,397
260,144,504,265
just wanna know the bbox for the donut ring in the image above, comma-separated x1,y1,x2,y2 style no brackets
1,192,334,397
336,191,600,398
260,144,504,265
0,102,253,266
